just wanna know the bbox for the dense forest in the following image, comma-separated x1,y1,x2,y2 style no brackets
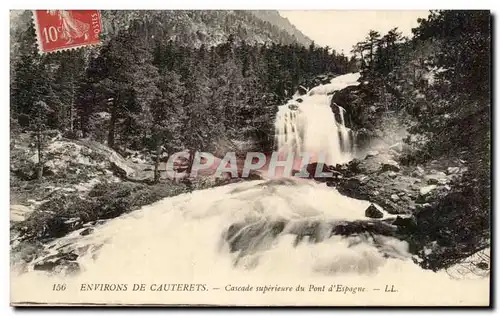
341,10,491,269
10,10,356,180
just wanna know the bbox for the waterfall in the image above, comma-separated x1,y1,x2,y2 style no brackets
337,105,352,153
274,73,360,166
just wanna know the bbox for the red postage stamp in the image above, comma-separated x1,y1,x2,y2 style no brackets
32,10,102,54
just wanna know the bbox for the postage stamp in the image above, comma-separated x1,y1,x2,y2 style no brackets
32,10,102,54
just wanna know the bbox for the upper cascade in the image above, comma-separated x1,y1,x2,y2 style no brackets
274,72,361,166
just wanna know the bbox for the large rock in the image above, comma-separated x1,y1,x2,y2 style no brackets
446,167,460,175
365,204,384,219
330,220,397,237
33,251,80,275
415,203,432,212
317,74,331,84
10,205,33,222
226,220,287,254
392,215,417,227
411,166,425,177
79,227,94,236
330,103,342,125
417,184,451,204
297,162,341,182
381,160,401,172
392,215,418,233
63,217,84,232
424,172,448,185
335,171,419,215
355,128,375,149
297,85,308,96
364,151,379,159
387,171,398,179
389,142,403,153
390,194,400,202
420,185,437,196
338,175,370,195
226,217,399,259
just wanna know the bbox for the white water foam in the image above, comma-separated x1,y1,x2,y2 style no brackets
11,179,489,305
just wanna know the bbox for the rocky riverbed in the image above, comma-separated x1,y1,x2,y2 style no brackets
327,148,467,215
9,131,487,279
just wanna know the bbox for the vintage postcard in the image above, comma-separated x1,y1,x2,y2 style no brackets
10,9,491,306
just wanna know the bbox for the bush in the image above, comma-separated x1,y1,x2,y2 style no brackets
408,170,490,271
129,184,190,208
11,239,45,265
88,181,143,197
19,193,96,239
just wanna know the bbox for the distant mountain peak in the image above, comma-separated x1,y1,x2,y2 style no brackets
249,10,313,46
101,10,315,47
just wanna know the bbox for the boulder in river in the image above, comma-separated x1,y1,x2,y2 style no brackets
365,204,384,219
392,215,417,233
317,74,330,85
297,85,308,96
33,252,80,275
79,227,94,236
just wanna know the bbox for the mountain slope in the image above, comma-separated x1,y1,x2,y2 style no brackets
100,10,312,47
10,10,313,51
250,10,313,46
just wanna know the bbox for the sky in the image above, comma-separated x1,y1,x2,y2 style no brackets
279,10,430,54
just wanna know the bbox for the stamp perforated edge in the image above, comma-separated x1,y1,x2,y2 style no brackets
31,10,103,55
31,10,44,55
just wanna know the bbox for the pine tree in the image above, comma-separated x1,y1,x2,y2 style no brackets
180,53,212,172
11,22,50,128
150,69,185,182
30,101,53,180
46,50,87,136
91,31,160,150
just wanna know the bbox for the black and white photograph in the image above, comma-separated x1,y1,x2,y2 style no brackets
8,9,491,306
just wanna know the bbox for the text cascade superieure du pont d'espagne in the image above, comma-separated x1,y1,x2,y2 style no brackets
74,283,397,294
223,284,397,294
